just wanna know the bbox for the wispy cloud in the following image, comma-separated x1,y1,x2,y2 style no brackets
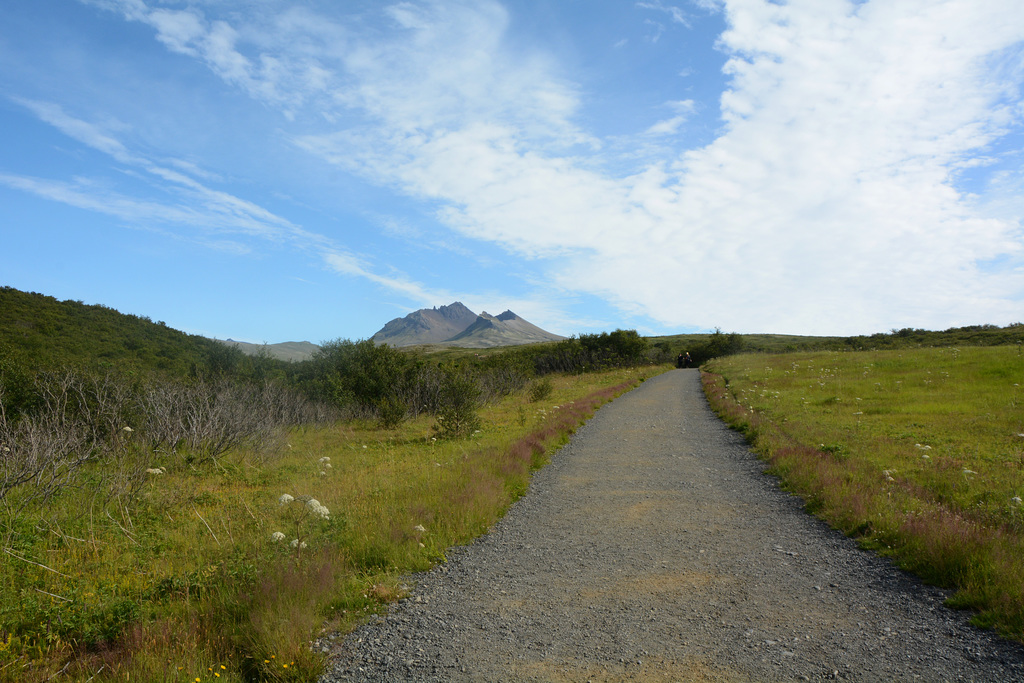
323,251,454,307
9,97,297,239
637,1,692,29
0,172,198,224
644,99,697,135
5,94,449,308
12,97,137,164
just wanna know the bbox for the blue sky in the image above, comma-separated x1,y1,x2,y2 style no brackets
2,0,1023,343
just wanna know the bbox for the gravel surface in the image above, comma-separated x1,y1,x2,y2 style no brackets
318,369,1024,682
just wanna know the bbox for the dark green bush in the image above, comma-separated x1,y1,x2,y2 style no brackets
686,328,745,365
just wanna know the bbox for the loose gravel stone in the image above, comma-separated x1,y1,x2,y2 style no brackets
318,370,1024,682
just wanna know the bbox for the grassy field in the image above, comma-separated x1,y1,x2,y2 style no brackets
0,367,662,682
703,346,1024,641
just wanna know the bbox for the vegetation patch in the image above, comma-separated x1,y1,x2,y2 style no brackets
0,360,658,681
702,346,1024,642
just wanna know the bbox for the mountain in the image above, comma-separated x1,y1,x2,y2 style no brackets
372,303,564,348
372,302,481,346
446,310,565,348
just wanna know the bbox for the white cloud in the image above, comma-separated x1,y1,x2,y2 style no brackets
90,0,338,115
80,0,1024,334
309,0,1024,333
148,8,205,55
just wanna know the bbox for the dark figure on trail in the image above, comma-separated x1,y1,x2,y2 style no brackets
677,352,691,369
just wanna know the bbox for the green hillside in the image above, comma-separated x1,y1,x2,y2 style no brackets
0,286,275,380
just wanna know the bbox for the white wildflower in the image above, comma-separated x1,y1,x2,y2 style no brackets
279,493,294,505
319,456,331,464
122,426,133,433
290,538,307,549
1011,496,1022,505
306,499,330,519
271,531,286,542
145,467,164,475
963,469,976,475
413,525,426,533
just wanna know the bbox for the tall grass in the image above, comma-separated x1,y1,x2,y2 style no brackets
703,346,1024,641
0,367,658,682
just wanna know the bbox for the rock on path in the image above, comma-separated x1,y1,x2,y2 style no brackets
318,369,1024,682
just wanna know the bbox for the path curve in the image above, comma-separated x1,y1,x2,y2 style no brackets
319,369,1024,682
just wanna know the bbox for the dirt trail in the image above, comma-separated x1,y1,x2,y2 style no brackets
319,369,1024,682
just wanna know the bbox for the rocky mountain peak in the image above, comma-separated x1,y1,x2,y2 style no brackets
372,302,564,348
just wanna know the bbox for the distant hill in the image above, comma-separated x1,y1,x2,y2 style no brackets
372,302,565,348
217,339,320,362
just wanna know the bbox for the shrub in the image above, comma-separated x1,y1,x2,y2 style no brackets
528,378,553,403
431,364,481,439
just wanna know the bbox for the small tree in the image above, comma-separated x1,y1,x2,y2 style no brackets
432,363,481,439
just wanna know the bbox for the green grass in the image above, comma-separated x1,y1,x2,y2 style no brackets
703,346,1024,640
0,367,661,682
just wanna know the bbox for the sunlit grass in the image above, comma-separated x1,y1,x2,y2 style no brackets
704,346,1024,640
0,367,660,682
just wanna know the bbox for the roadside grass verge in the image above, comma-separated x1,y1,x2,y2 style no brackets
702,346,1024,642
0,367,660,682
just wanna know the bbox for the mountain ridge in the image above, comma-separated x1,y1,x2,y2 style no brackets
372,303,565,348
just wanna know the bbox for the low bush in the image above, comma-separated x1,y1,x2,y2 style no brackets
528,378,553,403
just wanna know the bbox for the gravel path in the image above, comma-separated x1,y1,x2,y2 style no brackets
318,369,1024,682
